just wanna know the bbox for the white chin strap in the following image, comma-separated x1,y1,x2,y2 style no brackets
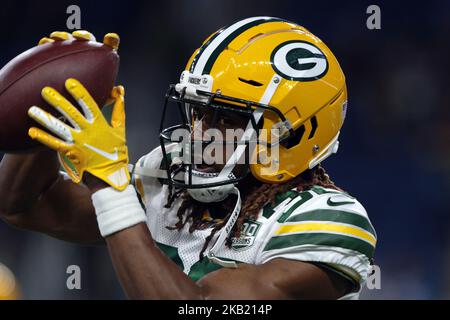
206,187,241,268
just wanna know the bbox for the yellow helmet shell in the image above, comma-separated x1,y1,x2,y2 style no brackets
0,263,20,300
186,17,347,183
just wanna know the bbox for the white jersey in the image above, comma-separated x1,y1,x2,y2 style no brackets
132,146,376,299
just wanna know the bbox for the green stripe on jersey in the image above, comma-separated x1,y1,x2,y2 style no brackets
188,257,240,281
277,191,313,223
155,241,242,281
263,190,300,219
188,257,223,282
310,186,343,195
285,209,376,237
156,242,184,271
263,232,375,258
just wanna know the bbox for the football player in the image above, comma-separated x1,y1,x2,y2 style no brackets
0,17,376,299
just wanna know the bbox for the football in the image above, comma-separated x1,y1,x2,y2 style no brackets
0,39,119,151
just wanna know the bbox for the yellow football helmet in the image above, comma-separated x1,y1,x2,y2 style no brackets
158,16,347,201
0,263,20,300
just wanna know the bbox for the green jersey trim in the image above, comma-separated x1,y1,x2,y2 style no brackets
263,232,375,258
285,209,376,237
155,241,184,270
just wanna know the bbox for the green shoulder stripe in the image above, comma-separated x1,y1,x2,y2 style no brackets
277,191,313,223
262,190,300,219
310,186,342,195
263,232,375,258
285,209,376,237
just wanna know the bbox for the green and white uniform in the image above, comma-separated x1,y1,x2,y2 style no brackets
133,147,376,299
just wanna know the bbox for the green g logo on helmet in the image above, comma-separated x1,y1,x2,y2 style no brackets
271,40,328,81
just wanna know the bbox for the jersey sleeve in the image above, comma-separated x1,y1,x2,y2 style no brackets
256,188,377,287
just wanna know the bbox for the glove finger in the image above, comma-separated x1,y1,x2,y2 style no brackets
110,86,125,128
105,85,124,105
50,31,74,41
41,86,87,129
28,106,74,142
72,30,96,41
103,33,120,50
38,37,54,45
65,78,102,123
28,127,71,153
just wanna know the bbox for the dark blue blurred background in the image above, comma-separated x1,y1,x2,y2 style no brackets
1,0,449,299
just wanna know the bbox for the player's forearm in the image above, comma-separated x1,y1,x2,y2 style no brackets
105,223,205,299
88,183,204,299
0,148,60,214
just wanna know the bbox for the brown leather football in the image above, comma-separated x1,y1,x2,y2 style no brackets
0,39,119,151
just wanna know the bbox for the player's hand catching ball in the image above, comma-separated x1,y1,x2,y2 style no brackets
27,79,130,191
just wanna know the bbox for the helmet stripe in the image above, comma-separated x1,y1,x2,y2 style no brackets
189,28,224,73
190,16,285,76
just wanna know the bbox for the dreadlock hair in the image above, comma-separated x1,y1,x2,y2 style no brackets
164,164,342,260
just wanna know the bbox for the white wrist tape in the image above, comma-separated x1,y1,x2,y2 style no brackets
91,185,147,237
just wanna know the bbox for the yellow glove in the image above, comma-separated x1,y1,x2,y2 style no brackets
27,79,130,191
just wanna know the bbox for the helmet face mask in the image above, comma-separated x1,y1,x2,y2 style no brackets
158,16,347,201
159,83,298,196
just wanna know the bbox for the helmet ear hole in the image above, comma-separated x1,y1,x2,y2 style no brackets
281,125,305,149
238,77,264,87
